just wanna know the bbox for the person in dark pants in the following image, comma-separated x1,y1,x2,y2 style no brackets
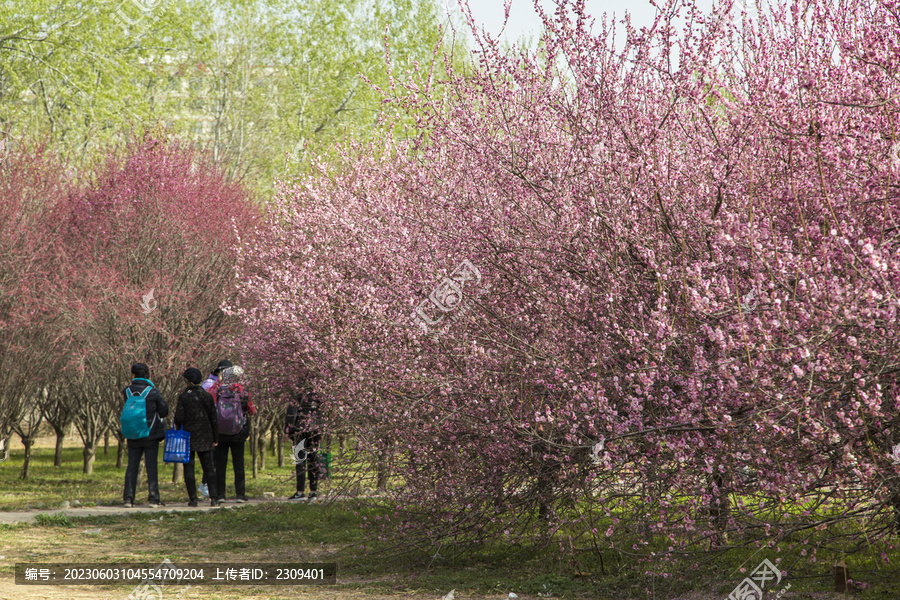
175,367,220,507
121,363,169,508
197,359,231,498
286,383,323,502
214,366,255,503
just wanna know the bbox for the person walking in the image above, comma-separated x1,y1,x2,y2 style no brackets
214,366,255,503
174,367,220,507
197,359,231,498
286,383,323,502
121,363,168,508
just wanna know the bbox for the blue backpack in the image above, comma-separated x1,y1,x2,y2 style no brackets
120,386,157,439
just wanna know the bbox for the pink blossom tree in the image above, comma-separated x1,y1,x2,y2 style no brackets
233,0,900,567
0,147,72,477
51,137,260,473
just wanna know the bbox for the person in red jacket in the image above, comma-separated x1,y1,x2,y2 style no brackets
213,366,255,503
198,359,231,498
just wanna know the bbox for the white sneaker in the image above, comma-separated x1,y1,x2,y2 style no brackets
199,483,209,498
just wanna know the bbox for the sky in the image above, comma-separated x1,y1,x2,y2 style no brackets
455,0,719,47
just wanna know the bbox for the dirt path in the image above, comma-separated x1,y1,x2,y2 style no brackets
0,498,497,600
0,497,263,525
0,580,481,600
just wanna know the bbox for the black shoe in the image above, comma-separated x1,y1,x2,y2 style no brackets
188,499,198,507
288,492,306,501
210,499,220,507
236,496,248,503
308,492,318,502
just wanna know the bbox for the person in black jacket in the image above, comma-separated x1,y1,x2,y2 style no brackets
286,384,323,501
122,363,169,508
174,367,220,507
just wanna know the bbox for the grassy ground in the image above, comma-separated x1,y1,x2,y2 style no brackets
0,443,303,510
1,445,898,599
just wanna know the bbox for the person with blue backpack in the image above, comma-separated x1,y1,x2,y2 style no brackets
213,366,255,503
121,363,169,508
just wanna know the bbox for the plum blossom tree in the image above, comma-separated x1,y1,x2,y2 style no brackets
233,0,899,568
51,137,260,473
0,147,71,476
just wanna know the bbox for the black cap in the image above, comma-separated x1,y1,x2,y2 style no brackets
183,367,203,385
213,359,233,375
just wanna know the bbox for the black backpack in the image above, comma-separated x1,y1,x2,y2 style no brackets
286,392,322,435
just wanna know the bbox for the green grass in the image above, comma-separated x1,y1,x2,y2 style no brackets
32,513,75,527
0,444,317,509
2,446,900,598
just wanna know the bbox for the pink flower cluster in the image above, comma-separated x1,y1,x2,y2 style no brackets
232,0,900,557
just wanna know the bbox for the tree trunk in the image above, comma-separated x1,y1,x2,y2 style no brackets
20,436,34,479
709,471,730,546
891,489,900,535
172,462,183,484
53,426,65,467
256,431,266,471
268,433,276,456
277,433,284,467
376,449,390,492
338,434,345,457
103,430,110,455
250,427,258,479
116,436,125,469
83,441,96,475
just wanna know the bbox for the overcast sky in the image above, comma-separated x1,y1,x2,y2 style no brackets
457,0,719,46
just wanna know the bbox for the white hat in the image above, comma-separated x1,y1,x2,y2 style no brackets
221,366,244,384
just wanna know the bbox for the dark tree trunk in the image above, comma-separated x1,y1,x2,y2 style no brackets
709,471,730,546
52,425,66,467
116,435,126,469
376,447,390,492
20,436,34,480
256,430,266,471
277,433,284,467
250,426,258,478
